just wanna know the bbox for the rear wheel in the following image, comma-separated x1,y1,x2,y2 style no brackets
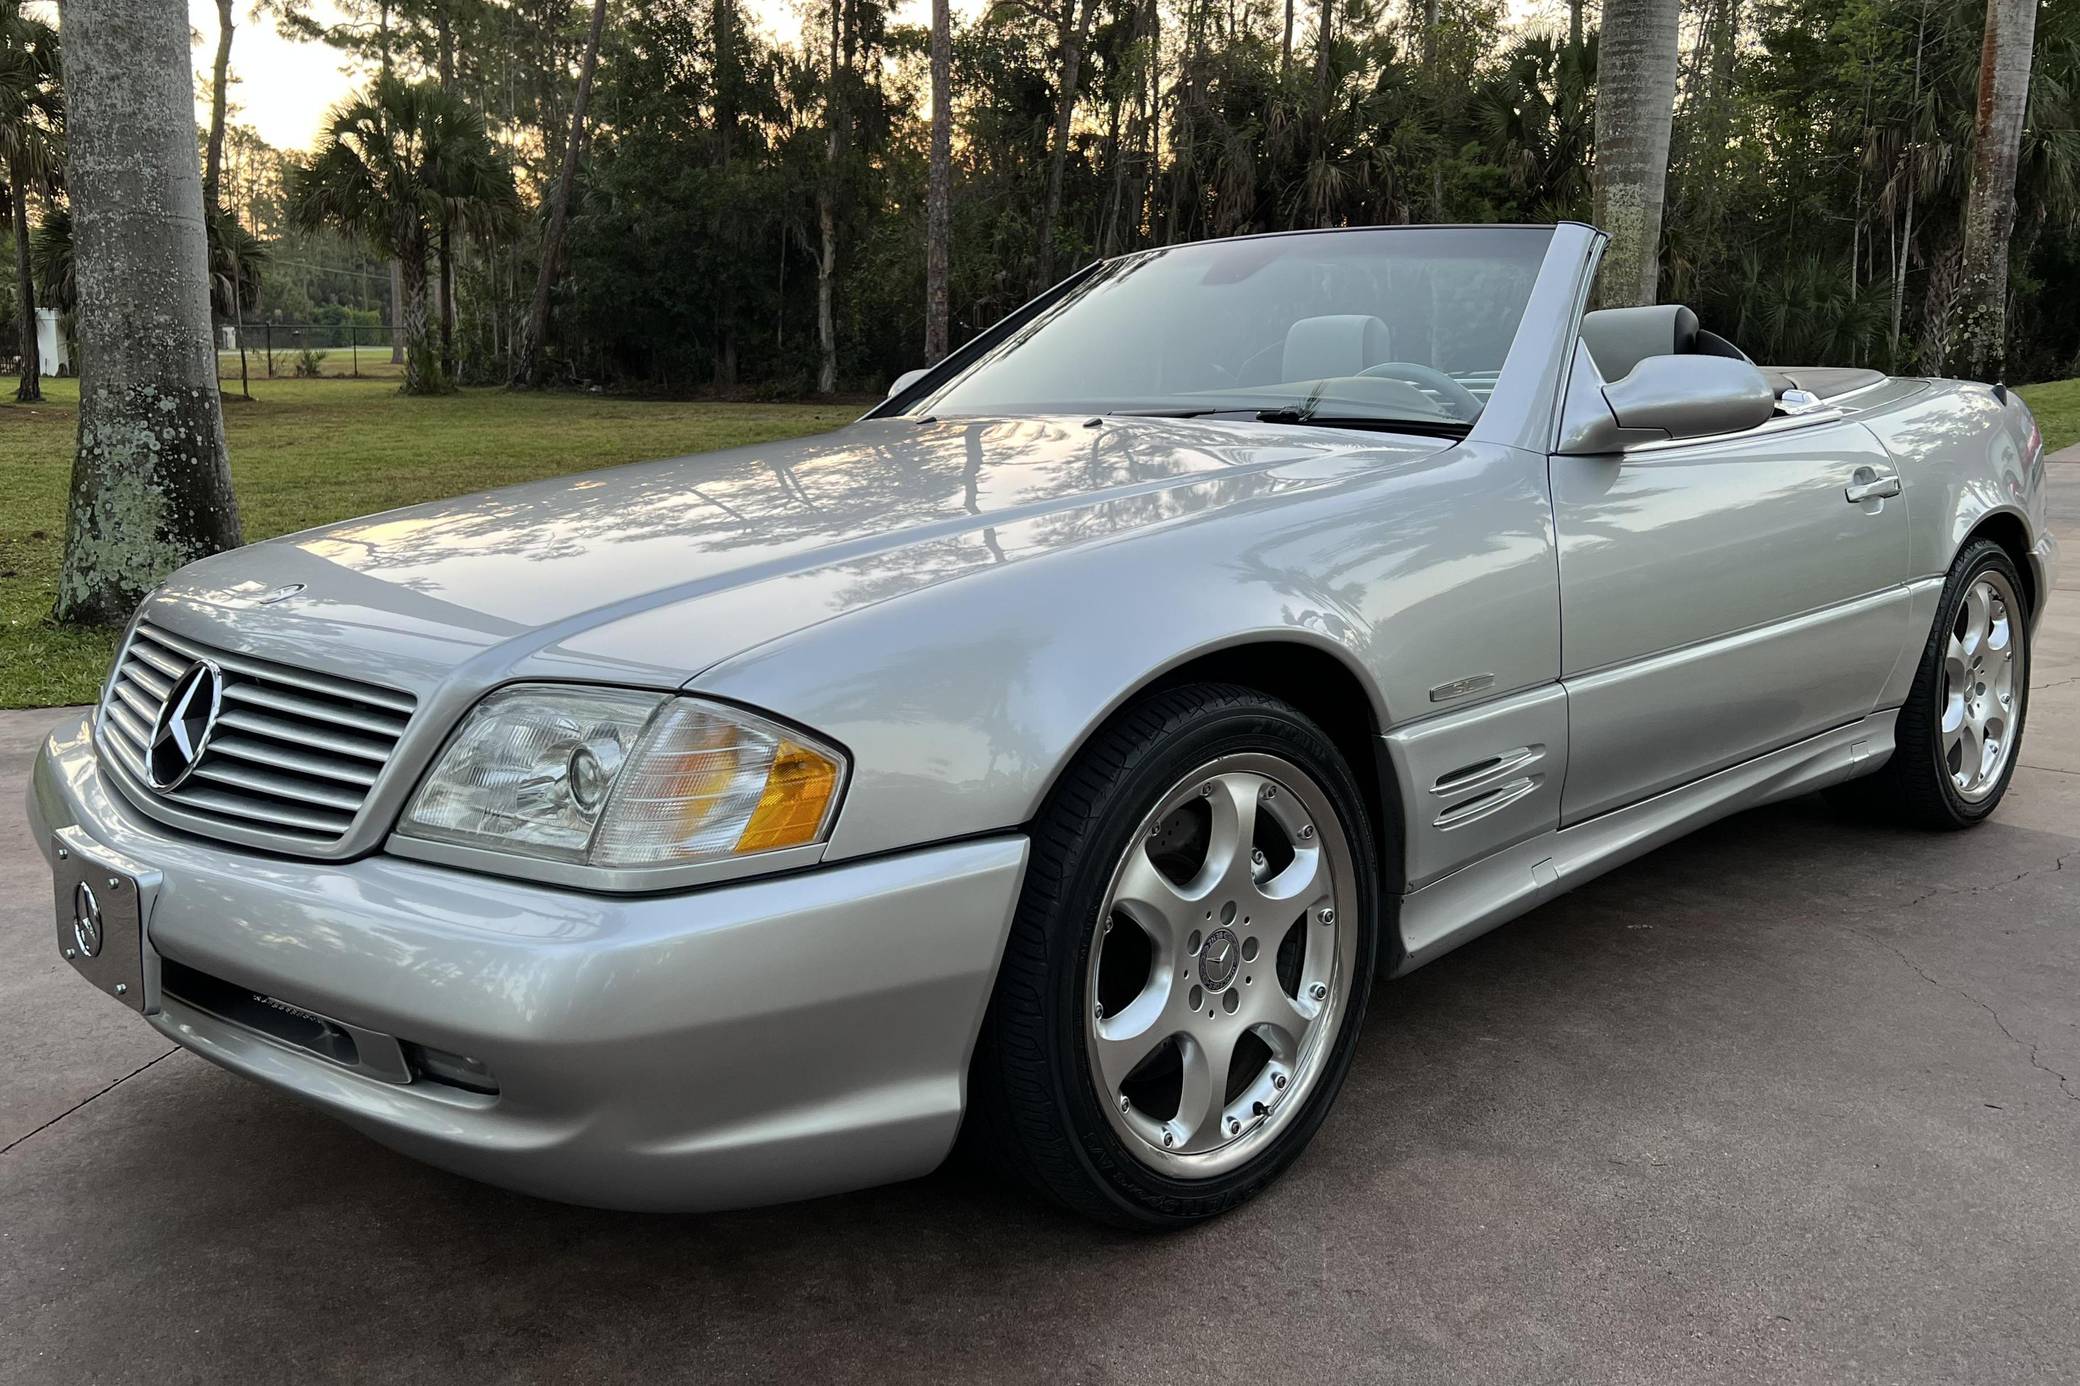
1860,540,2030,828
970,683,1379,1228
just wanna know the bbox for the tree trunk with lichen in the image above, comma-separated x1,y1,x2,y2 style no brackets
1589,0,1682,309
1954,0,2038,381
55,0,240,626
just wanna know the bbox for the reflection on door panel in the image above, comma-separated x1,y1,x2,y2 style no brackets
1551,418,1911,823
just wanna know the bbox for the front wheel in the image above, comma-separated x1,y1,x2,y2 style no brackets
1863,540,2031,828
970,684,1380,1228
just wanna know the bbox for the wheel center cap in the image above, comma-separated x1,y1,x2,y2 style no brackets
1199,927,1240,992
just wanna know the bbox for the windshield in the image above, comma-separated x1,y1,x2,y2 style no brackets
913,226,1554,431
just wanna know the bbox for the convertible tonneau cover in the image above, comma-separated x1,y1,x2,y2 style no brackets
1760,366,1888,400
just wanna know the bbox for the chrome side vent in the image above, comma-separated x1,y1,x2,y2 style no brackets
1431,744,1548,832
1435,777,1541,830
96,621,414,850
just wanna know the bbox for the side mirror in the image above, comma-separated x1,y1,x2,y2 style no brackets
1603,355,1777,441
1556,344,1777,454
886,367,929,400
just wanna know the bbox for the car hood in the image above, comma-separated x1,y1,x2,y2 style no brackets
149,415,1449,696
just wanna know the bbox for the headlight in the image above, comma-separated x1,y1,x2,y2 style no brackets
398,685,846,870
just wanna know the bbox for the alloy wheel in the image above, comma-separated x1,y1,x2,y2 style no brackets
1942,569,2024,802
1083,752,1358,1178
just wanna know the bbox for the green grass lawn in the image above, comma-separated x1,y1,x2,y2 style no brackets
2018,378,2080,455
0,376,854,708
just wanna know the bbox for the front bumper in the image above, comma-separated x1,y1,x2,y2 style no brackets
28,714,1028,1211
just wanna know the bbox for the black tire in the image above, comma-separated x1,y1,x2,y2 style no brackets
968,683,1381,1228
1854,540,2031,829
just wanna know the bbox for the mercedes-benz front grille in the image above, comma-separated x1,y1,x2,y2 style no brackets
96,621,416,849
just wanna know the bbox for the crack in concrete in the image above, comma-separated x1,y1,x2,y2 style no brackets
1897,850,2073,911
1855,850,2080,1105
1853,922,2079,1106
0,1047,180,1158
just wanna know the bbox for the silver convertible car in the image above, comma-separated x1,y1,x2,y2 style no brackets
31,223,2057,1227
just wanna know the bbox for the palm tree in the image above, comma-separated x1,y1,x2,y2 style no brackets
1956,0,2041,378
0,0,60,402
289,75,515,395
55,0,239,625
206,206,266,399
1590,0,1682,308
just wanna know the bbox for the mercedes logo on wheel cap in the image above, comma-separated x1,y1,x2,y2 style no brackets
1199,926,1241,992
147,659,225,790
72,881,103,958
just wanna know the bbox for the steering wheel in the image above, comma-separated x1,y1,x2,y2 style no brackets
1356,361,1484,421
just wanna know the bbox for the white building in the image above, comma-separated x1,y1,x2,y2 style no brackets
35,307,68,376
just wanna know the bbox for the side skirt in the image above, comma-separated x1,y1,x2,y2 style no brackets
1389,710,1898,976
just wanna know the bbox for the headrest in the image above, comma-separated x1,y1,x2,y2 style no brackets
1580,305,1700,382
1283,315,1392,383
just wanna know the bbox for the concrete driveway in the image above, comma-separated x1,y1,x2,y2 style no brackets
3,470,2076,1385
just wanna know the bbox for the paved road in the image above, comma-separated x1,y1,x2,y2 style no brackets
4,469,2077,1385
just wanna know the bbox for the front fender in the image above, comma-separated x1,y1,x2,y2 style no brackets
691,517,1381,862
690,440,1560,863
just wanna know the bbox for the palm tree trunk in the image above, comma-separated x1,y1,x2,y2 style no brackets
925,0,952,364
232,265,249,400
1424,0,1443,220
55,0,240,625
1100,88,1127,256
13,156,40,403
1955,0,2039,380
816,0,846,395
513,0,608,389
400,238,438,395
1312,0,1331,97
1035,0,1100,290
1589,0,1683,308
439,218,456,382
438,0,457,383
390,260,405,363
204,0,234,209
1280,0,1293,74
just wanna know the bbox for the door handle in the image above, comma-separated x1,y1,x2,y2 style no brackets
1845,468,1901,503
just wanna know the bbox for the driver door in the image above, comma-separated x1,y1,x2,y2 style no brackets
1551,415,1912,823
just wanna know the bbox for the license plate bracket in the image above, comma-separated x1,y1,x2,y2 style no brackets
51,826,160,1014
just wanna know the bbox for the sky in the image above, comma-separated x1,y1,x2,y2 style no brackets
190,0,965,151
192,0,1561,154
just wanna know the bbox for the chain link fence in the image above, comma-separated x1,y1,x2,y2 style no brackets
219,321,403,379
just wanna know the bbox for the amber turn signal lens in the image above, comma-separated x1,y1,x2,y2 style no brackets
734,739,841,853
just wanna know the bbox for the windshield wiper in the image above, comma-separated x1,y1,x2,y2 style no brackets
1253,411,1471,439
1254,379,1329,426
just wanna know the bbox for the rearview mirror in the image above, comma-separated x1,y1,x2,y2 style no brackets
1602,355,1776,442
886,367,929,400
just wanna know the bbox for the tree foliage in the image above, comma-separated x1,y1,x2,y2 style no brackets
286,74,518,393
